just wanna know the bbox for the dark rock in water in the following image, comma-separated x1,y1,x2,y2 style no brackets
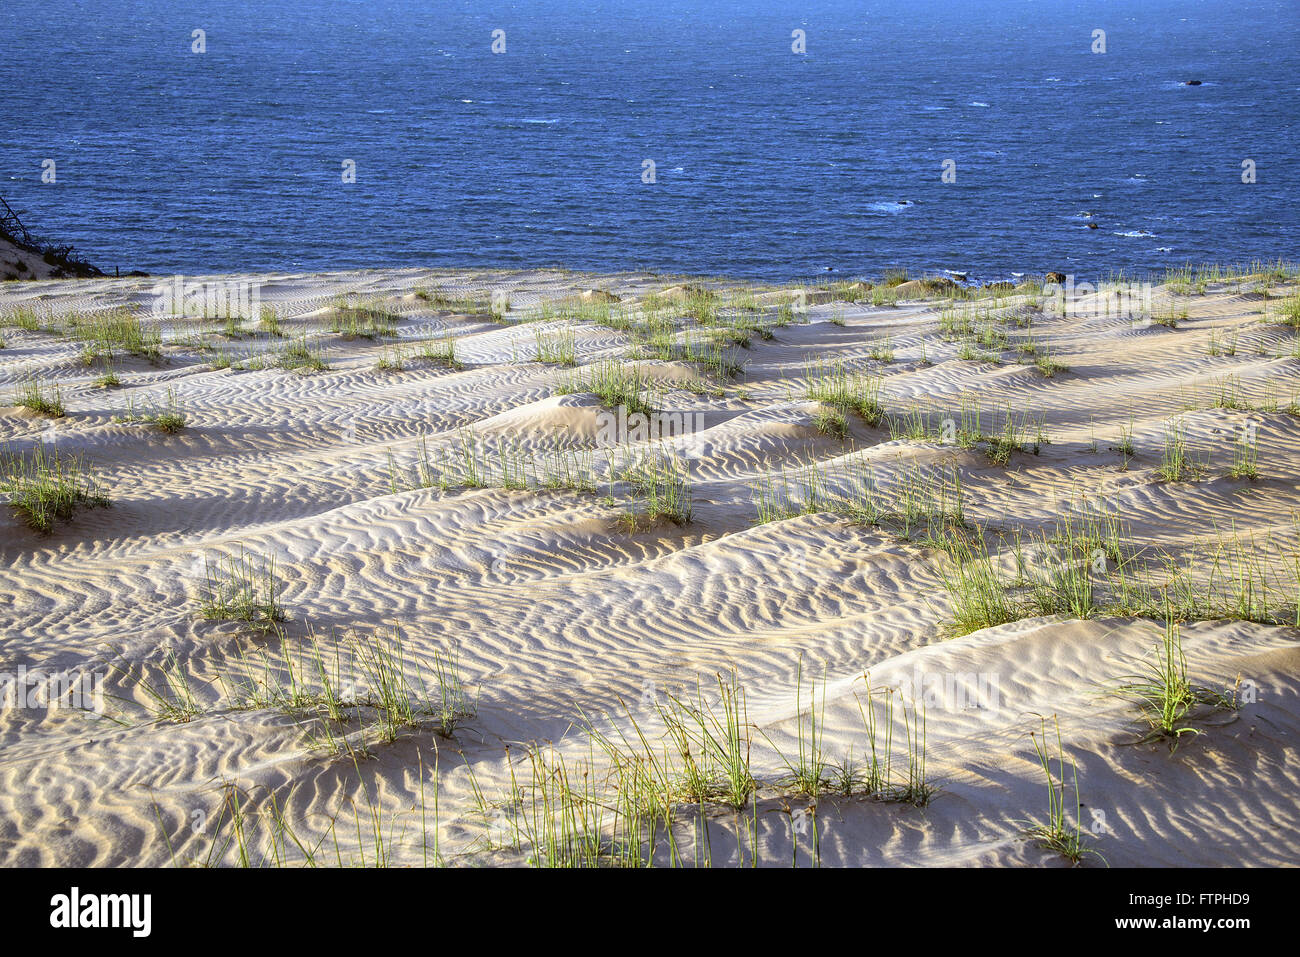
1184,79,1202,86
126,270,151,277
950,272,968,282
1087,222,1099,229
1044,271,1068,284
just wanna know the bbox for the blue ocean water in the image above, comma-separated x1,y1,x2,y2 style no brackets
2,0,1297,281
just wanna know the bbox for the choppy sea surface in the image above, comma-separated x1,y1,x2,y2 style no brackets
3,0,1298,281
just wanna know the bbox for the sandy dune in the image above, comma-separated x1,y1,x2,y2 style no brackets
1,266,1298,867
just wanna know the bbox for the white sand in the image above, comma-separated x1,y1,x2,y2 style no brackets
1,266,1298,866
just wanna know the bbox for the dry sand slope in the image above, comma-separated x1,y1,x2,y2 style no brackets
1,265,1298,867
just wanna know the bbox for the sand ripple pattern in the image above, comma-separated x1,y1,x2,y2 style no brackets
2,268,1299,866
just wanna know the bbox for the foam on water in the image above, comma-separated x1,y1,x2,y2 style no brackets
1,0,1296,280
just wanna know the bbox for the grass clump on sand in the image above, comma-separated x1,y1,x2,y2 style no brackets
277,335,330,373
767,659,831,798
567,670,938,868
1034,350,1069,378
198,548,288,633
764,659,939,808
112,651,205,725
982,407,1046,465
937,530,1020,635
657,672,756,809
1154,419,1203,482
0,444,110,532
117,387,187,434
751,459,966,545
373,347,406,372
145,394,186,434
71,309,163,364
532,325,578,366
557,360,661,415
94,367,122,389
677,335,744,381
1267,288,1300,329
936,503,1300,634
329,297,401,339
427,648,478,738
1017,716,1101,865
414,288,493,313
317,627,477,748
1149,302,1186,328
12,377,65,417
813,404,847,438
938,511,1109,634
416,334,464,370
1109,611,1237,752
982,420,1022,466
804,358,884,425
258,306,286,337
614,444,693,527
870,285,900,307
386,434,604,497
847,679,923,804
2,306,51,332
1228,426,1259,480
490,745,620,867
218,629,477,750
867,337,895,362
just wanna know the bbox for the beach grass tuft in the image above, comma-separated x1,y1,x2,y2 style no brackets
198,548,288,632
0,444,111,532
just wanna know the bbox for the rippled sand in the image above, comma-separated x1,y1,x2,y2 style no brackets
2,266,1298,866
